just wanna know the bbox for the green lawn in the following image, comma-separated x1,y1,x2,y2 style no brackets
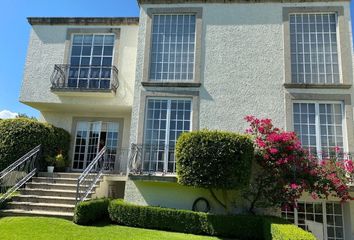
0,217,222,240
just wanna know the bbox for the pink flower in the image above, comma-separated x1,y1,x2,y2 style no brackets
256,138,266,148
269,148,278,154
290,183,299,189
311,192,318,200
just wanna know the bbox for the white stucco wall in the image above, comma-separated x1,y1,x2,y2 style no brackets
126,1,354,238
130,0,352,144
20,24,139,112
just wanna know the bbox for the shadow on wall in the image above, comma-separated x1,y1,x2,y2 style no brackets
130,180,244,214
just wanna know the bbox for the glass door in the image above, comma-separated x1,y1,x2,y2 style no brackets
72,121,102,171
72,121,120,172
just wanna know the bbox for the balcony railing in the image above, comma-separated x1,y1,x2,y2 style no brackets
50,64,119,93
128,144,177,175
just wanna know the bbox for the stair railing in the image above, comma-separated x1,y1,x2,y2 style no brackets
76,146,106,204
0,145,41,203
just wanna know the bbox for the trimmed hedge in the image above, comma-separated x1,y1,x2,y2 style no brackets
176,130,254,190
73,198,110,225
108,200,315,239
263,217,316,240
0,118,70,171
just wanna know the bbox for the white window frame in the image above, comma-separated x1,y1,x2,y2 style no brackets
292,100,347,156
143,97,193,173
282,201,345,240
68,33,116,88
289,12,343,84
149,13,197,82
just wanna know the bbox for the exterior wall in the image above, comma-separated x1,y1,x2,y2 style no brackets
130,1,353,146
20,24,139,112
127,2,354,238
124,179,244,214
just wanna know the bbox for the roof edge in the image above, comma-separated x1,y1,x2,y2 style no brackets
138,0,350,4
27,17,139,26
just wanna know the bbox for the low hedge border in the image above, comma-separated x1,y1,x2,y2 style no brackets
263,217,316,240
108,200,316,240
73,198,110,225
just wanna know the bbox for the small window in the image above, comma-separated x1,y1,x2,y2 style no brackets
149,14,196,81
290,13,340,84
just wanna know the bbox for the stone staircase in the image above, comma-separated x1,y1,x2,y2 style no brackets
0,172,98,220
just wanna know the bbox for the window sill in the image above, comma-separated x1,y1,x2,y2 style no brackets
141,81,201,88
284,83,352,89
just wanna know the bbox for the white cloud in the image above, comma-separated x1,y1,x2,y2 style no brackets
0,110,18,119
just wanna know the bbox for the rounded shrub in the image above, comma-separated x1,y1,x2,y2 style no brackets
176,130,254,190
0,118,70,171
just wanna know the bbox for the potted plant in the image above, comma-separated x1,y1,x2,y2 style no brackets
55,154,66,172
45,156,56,173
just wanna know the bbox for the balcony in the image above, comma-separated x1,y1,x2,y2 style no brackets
50,64,119,96
128,144,177,176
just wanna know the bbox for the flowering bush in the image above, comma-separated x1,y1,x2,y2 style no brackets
243,116,353,213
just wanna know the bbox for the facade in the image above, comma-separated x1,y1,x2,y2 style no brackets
19,0,354,239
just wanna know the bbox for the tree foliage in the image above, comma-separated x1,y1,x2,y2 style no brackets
242,116,353,213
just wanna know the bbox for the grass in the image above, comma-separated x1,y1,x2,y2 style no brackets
0,217,222,240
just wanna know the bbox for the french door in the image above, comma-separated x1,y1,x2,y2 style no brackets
282,201,345,240
72,121,119,171
142,98,192,173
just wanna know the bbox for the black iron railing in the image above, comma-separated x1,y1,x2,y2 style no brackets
51,64,119,93
128,144,177,175
0,145,41,203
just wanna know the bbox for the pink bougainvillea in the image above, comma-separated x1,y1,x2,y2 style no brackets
243,116,354,213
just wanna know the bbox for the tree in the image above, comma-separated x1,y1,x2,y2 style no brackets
242,116,353,214
176,130,254,211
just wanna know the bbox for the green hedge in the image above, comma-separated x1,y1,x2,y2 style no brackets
108,200,315,239
263,217,316,240
0,118,70,171
73,198,110,225
176,130,254,190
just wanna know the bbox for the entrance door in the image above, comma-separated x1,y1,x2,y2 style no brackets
72,121,120,171
72,121,101,171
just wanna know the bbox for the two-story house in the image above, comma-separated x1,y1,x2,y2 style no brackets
15,0,354,239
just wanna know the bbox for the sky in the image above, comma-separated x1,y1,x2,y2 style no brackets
0,1,353,119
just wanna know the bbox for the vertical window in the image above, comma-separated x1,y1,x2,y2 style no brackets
69,34,114,89
293,102,344,156
150,14,196,81
282,202,344,240
143,98,192,173
290,13,340,84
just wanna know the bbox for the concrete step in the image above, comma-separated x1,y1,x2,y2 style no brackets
38,172,83,179
0,209,73,220
6,202,75,213
20,188,93,198
32,177,78,185
11,195,78,205
26,182,97,191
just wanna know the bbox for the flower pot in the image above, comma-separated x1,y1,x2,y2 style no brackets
47,166,55,173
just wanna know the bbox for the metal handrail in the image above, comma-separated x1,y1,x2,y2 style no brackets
0,145,41,203
50,64,119,93
76,146,106,204
128,144,177,175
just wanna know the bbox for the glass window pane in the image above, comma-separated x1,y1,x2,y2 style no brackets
290,13,339,84
149,14,196,81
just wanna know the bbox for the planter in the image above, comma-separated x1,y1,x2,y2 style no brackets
47,166,55,173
